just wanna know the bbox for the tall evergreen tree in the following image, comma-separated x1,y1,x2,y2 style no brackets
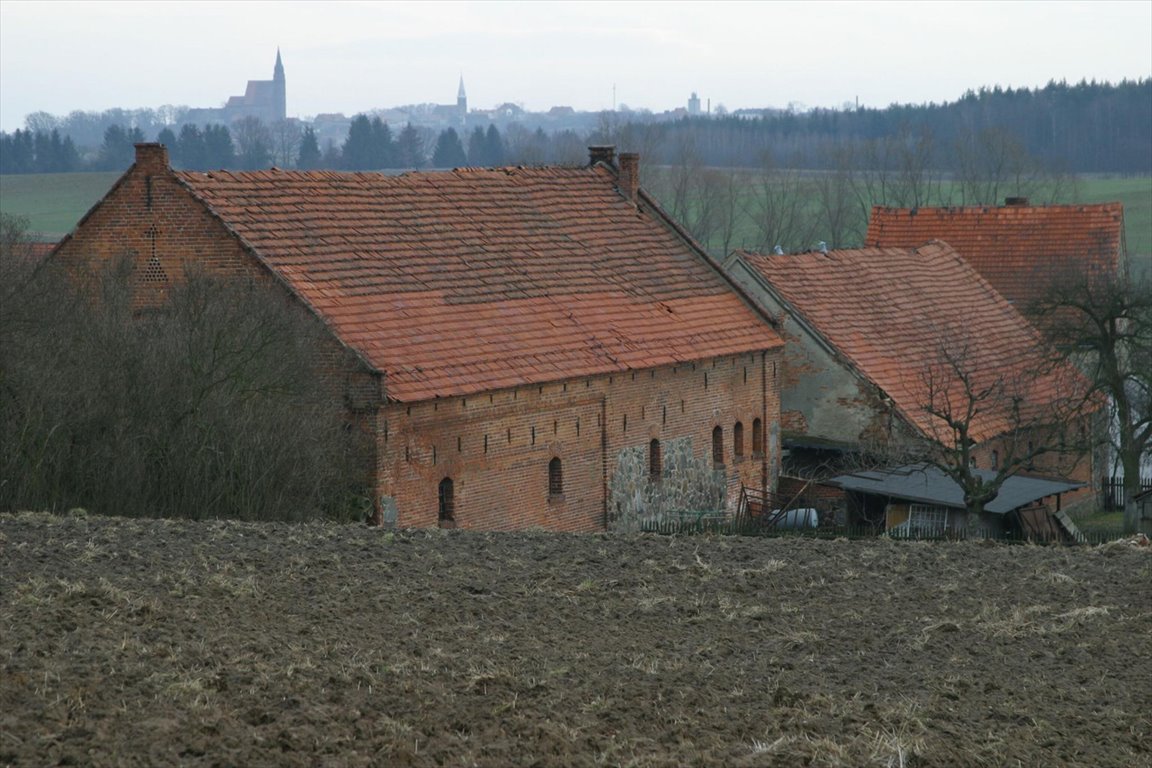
156,127,177,151
97,125,143,171
297,127,322,170
175,124,206,169
431,128,467,168
396,123,425,168
342,115,375,170
203,124,235,169
371,118,396,169
466,126,488,166
485,124,506,166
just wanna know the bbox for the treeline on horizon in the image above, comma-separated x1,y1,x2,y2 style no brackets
1,78,1149,176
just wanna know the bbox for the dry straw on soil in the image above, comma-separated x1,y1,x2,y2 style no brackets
1,512,1150,767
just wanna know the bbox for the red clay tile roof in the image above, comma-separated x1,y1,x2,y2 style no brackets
741,241,1087,444
865,203,1124,307
175,166,781,402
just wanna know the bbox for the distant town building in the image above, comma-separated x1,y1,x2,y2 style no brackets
688,92,702,116
185,50,286,126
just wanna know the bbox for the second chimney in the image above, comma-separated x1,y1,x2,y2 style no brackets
618,152,639,203
588,145,616,167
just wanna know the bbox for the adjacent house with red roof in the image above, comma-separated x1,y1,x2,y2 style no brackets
722,241,1097,530
50,143,784,530
865,199,1125,310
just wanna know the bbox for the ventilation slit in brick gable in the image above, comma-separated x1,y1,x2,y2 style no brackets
548,457,563,497
438,478,455,527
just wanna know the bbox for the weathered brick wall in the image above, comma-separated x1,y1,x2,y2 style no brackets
380,349,783,531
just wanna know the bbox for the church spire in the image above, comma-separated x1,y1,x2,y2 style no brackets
272,48,286,122
457,75,467,117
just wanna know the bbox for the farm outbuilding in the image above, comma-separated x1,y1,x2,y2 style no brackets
827,464,1085,541
721,240,1098,508
49,143,784,530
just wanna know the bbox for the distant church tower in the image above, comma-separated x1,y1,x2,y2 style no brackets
273,49,286,122
457,76,467,118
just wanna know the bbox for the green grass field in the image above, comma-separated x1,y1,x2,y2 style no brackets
0,171,120,239
1079,176,1152,278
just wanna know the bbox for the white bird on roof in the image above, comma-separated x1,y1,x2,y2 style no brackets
818,241,828,254
773,245,784,255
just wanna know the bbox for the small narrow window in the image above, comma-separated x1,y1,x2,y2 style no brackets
712,426,724,466
484,434,488,454
438,478,455,527
548,457,563,497
531,426,536,445
991,450,1000,470
734,421,745,458
752,418,764,456
662,406,667,425
623,414,627,433
457,436,462,452
649,439,662,480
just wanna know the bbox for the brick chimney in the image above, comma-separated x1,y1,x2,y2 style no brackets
588,145,616,167
618,152,639,203
135,143,170,173
1004,196,1030,206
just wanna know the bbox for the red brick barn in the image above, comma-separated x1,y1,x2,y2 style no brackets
52,143,784,530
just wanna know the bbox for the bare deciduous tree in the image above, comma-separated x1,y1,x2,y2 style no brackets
1031,269,1152,532
1,217,368,521
747,150,818,254
911,329,1091,520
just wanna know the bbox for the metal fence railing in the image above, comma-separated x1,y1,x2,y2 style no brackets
1101,475,1152,510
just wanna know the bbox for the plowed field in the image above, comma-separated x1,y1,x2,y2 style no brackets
2,512,1149,767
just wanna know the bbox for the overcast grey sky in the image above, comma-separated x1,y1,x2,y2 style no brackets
1,0,1150,132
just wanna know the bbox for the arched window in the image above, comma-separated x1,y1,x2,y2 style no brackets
438,477,455,527
752,418,764,456
991,450,1000,470
712,426,724,466
649,439,662,480
549,457,563,497
733,421,745,458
